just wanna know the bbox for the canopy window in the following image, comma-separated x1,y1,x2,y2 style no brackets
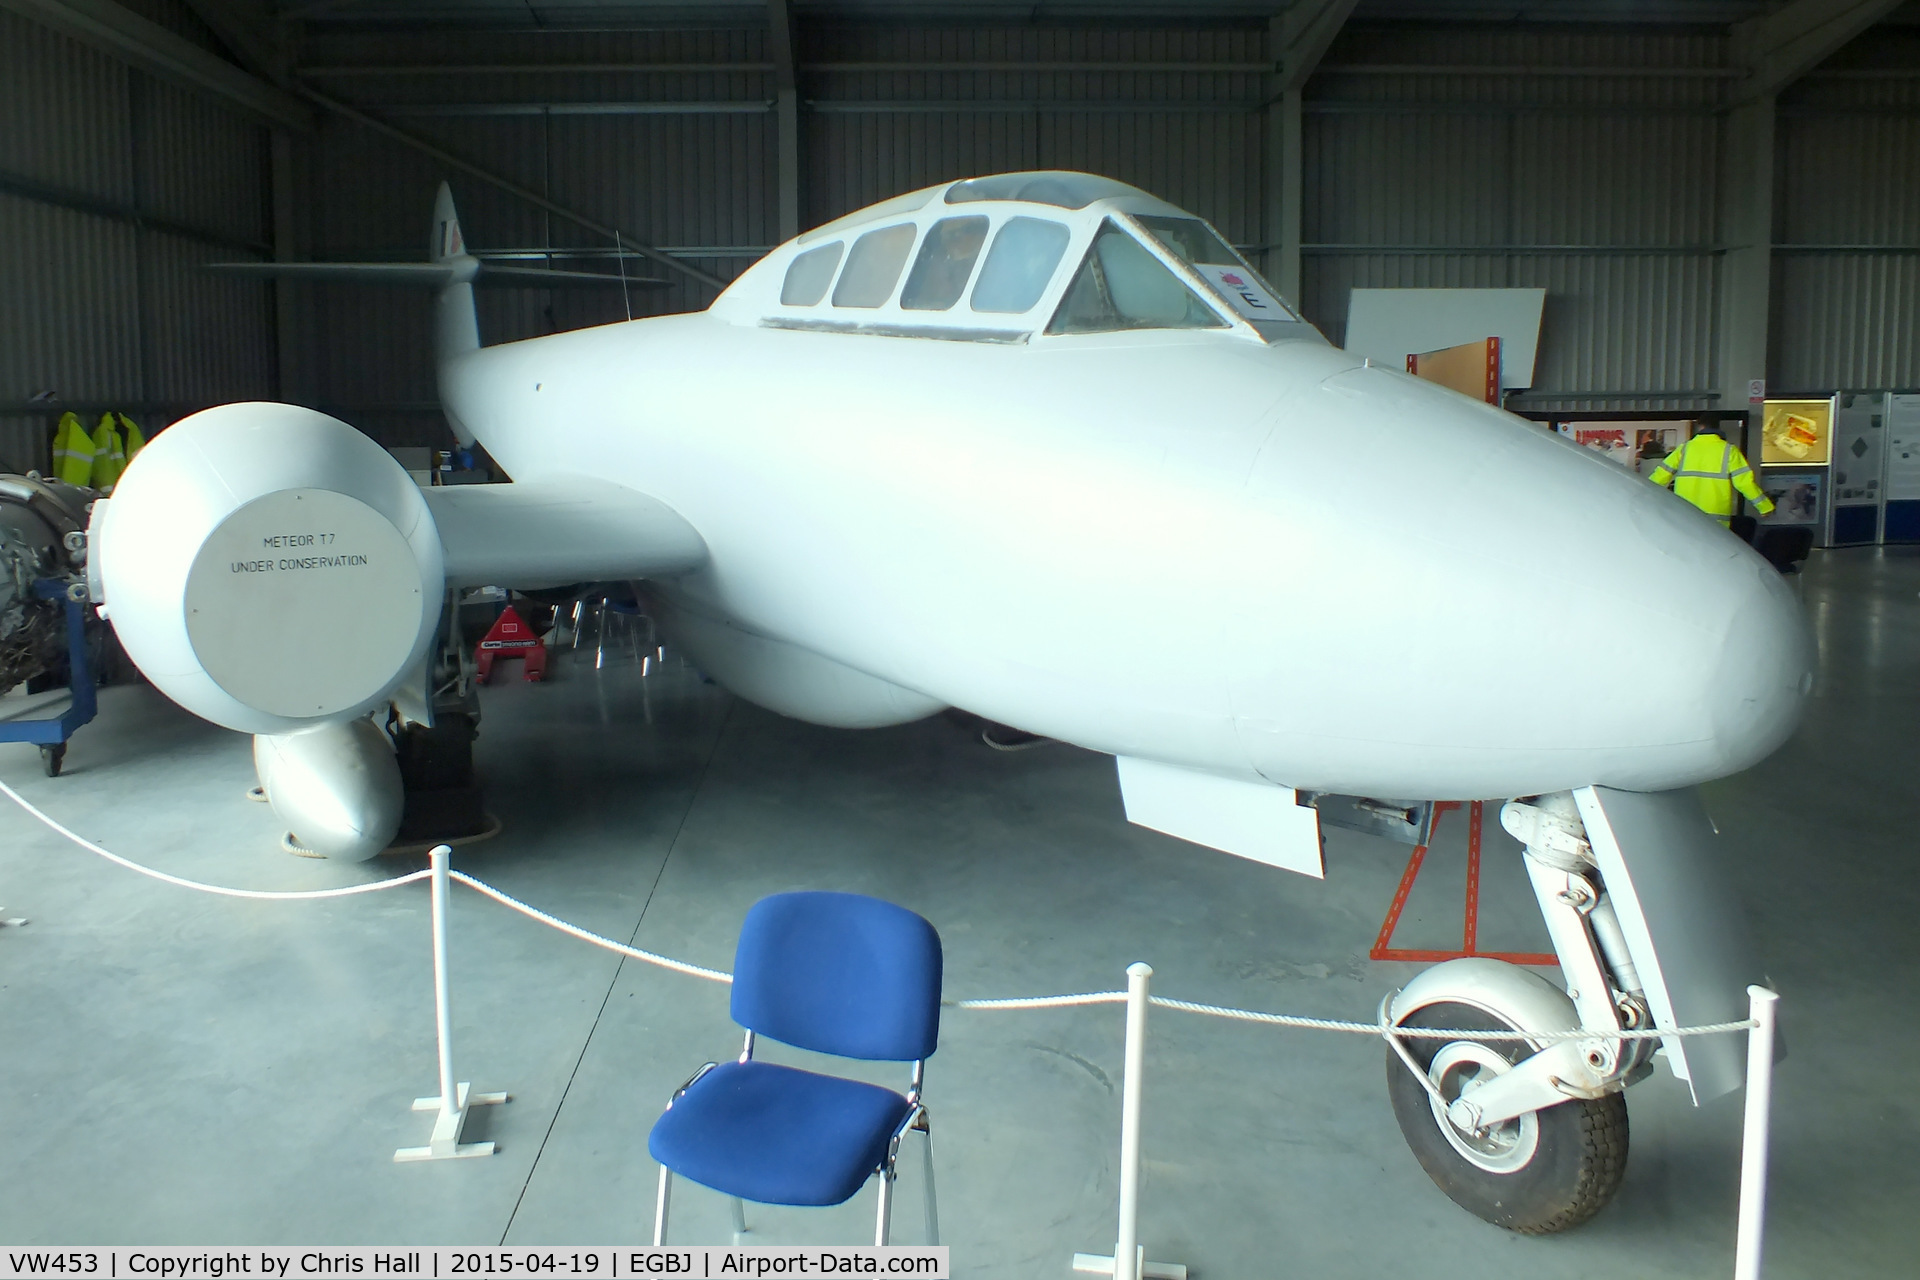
900,217,990,312
833,224,918,309
970,217,1071,315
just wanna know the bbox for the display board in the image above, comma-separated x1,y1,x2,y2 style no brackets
1828,393,1886,546
1345,289,1546,389
1760,398,1834,466
1886,393,1920,542
1759,471,1826,528
1553,421,1689,480
1630,424,1687,480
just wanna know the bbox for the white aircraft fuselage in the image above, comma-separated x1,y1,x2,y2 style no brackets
445,190,1808,804
78,172,1801,1232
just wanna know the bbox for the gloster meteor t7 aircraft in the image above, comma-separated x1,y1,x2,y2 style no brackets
88,171,1811,1234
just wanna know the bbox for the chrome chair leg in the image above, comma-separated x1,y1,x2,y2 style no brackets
653,1166,673,1246
874,1167,896,1246
919,1121,939,1246
729,1197,750,1244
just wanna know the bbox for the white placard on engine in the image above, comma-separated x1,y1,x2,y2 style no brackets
183,487,424,718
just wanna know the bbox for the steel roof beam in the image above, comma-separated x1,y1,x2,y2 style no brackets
1,0,310,128
1730,0,1905,100
769,0,800,241
1266,0,1359,307
177,0,290,85
1273,0,1360,94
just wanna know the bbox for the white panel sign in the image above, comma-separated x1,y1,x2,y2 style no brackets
1888,394,1920,502
1344,288,1547,388
184,488,425,718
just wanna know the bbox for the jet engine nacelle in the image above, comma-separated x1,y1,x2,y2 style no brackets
94,403,444,736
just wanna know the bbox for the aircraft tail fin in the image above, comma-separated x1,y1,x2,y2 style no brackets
430,183,481,446
430,182,481,367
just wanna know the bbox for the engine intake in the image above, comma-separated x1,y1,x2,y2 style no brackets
95,403,444,736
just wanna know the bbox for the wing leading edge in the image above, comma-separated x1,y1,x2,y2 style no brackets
422,477,707,590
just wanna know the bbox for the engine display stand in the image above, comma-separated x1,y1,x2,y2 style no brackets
0,581,98,776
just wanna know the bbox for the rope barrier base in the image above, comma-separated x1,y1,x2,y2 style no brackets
394,1081,510,1162
1072,1248,1186,1280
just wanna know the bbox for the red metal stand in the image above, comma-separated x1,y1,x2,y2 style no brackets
1369,800,1558,966
474,606,547,684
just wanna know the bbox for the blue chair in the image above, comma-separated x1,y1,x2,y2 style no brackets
648,891,942,1246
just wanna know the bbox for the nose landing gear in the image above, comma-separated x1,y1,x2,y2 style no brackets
1385,792,1648,1233
1387,999,1628,1234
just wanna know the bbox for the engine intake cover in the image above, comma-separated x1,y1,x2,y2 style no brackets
97,403,443,735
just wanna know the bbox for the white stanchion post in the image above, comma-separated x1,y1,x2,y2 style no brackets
1733,986,1780,1280
395,844,509,1162
1073,963,1186,1280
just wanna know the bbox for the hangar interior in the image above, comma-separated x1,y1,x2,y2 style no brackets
2,0,1919,1275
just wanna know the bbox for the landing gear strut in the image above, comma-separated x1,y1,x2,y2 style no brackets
1386,792,1654,1233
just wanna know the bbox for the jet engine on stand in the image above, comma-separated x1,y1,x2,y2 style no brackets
0,475,94,696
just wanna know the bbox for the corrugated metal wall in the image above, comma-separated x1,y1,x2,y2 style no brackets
1773,28,1920,393
295,22,1269,443
1303,24,1729,410
9,12,1916,462
0,10,275,474
799,25,1265,240
298,26,777,445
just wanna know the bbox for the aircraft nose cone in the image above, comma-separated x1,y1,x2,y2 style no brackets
1698,556,1814,774
1228,364,1814,797
1615,479,1813,782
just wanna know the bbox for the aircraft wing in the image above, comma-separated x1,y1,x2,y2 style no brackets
422,477,707,590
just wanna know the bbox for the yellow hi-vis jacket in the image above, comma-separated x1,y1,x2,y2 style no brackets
50,412,94,486
1650,432,1774,524
118,413,145,461
91,413,128,493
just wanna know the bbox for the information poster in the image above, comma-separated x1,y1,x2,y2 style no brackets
1633,425,1686,479
1554,421,1635,469
1887,394,1920,502
1831,393,1885,505
1762,398,1834,466
1760,471,1824,525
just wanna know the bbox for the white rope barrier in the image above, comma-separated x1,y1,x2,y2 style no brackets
4,777,1778,1278
449,870,735,984
950,992,1125,1010
0,778,430,900
1147,995,1758,1042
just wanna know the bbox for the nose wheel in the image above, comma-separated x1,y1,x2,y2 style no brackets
1387,1001,1628,1234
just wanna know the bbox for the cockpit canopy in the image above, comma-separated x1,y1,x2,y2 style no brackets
710,171,1321,346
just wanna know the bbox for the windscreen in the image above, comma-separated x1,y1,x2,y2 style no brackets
1047,222,1227,335
1134,215,1303,326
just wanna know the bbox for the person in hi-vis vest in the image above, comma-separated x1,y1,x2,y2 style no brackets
1649,422,1773,525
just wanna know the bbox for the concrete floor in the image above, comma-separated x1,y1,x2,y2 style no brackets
1,548,1916,1277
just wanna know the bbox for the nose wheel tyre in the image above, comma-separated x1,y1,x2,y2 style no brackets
1386,1001,1628,1234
